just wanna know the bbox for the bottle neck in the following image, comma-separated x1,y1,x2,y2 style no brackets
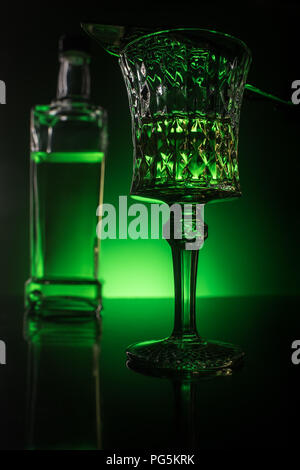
56,51,91,102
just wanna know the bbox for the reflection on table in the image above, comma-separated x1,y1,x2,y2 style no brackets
24,311,102,450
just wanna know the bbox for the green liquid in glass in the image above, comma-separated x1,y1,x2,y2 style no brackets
131,114,241,204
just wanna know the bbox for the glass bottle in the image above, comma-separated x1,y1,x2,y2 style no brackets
25,34,107,315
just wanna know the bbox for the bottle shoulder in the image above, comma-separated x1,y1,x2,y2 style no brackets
31,100,108,153
32,100,107,125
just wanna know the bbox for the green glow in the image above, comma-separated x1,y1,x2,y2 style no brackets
31,151,104,164
245,84,293,106
98,194,282,299
130,195,165,204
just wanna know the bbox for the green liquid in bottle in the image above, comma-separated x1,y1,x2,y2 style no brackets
26,151,104,312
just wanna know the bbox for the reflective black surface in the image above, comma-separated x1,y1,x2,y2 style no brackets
0,295,298,450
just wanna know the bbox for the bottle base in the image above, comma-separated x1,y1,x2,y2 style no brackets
25,278,102,315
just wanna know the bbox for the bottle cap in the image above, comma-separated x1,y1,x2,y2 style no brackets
59,33,91,55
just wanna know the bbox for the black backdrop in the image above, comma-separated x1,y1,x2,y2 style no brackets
0,0,299,451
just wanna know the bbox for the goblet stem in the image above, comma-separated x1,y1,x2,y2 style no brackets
126,204,244,375
171,245,199,340
166,203,206,341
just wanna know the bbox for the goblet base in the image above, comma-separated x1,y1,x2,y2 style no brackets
126,337,244,378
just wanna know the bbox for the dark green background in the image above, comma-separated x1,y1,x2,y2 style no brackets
0,2,299,300
0,1,299,452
